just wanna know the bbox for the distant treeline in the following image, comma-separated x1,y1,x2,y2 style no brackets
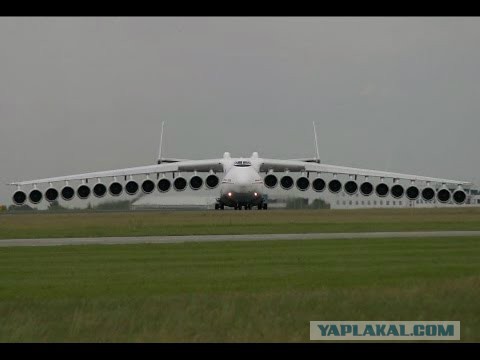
7,200,134,213
285,198,330,210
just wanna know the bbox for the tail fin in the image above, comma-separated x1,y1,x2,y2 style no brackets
157,121,165,164
313,121,320,163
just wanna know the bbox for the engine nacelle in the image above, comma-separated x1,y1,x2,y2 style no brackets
453,189,467,205
296,176,310,191
360,182,373,196
391,184,404,199
421,187,435,201
406,186,420,200
328,179,342,193
141,179,155,194
437,188,451,203
45,188,59,202
109,182,123,197
344,180,358,195
190,175,203,190
264,174,278,189
206,174,220,189
13,191,27,205
376,183,389,197
125,181,139,195
28,189,43,204
312,178,326,192
157,178,171,193
61,186,75,201
280,175,294,190
77,185,91,199
174,177,187,191
93,183,107,198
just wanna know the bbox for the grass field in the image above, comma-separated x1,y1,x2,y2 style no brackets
1,236,479,342
2,208,480,239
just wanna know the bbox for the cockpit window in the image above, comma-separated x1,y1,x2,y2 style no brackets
234,160,252,167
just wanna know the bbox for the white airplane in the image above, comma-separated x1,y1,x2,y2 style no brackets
8,122,473,210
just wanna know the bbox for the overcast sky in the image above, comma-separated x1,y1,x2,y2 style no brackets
1,17,479,205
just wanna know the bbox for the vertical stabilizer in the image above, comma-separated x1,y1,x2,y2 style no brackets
157,121,165,164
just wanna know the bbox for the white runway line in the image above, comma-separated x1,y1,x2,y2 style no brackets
1,231,480,247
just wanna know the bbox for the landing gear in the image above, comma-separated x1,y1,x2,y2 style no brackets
263,203,268,210
215,202,225,210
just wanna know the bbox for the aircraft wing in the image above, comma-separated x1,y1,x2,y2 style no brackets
260,159,472,186
9,159,224,187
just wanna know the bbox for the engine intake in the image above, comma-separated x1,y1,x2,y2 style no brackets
376,183,389,197
109,182,123,196
157,178,171,193
296,176,310,191
61,186,75,201
77,185,91,199
406,186,420,200
391,184,404,199
328,179,342,193
141,179,155,194
190,175,203,190
312,178,326,192
280,175,294,190
453,189,467,205
174,177,187,191
206,174,220,189
45,188,59,202
13,191,27,205
125,181,139,195
437,188,451,203
344,181,358,195
93,183,107,198
29,189,43,204
264,174,278,189
421,187,435,201
360,182,373,196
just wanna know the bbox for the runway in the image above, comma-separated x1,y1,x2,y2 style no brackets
1,231,480,247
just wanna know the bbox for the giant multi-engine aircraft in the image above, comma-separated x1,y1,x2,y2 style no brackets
8,123,473,210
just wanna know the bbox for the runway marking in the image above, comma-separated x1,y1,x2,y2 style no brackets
1,231,480,247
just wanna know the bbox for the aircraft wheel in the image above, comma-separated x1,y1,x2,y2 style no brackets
220,204,224,210
215,204,219,210
257,204,262,210
263,203,268,210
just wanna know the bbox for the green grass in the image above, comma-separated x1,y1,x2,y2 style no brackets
1,237,479,342
2,208,480,239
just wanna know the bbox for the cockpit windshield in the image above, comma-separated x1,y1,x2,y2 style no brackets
234,160,252,167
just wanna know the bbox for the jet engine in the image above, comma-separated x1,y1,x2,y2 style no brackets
391,184,405,199
312,178,326,192
328,179,342,193
421,187,435,201
264,174,278,189
206,174,220,189
45,188,59,202
406,186,420,200
141,179,155,194
360,182,373,196
93,183,107,198
174,177,187,191
437,188,451,203
109,182,123,196
29,189,43,204
376,183,389,197
296,176,310,191
190,175,203,190
125,181,139,196
13,191,27,205
280,175,294,190
453,189,467,205
61,186,75,201
77,185,91,199
157,178,171,193
344,180,358,195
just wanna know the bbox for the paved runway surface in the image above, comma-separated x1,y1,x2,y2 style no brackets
1,231,480,247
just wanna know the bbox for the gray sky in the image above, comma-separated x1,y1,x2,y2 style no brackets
1,17,479,205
